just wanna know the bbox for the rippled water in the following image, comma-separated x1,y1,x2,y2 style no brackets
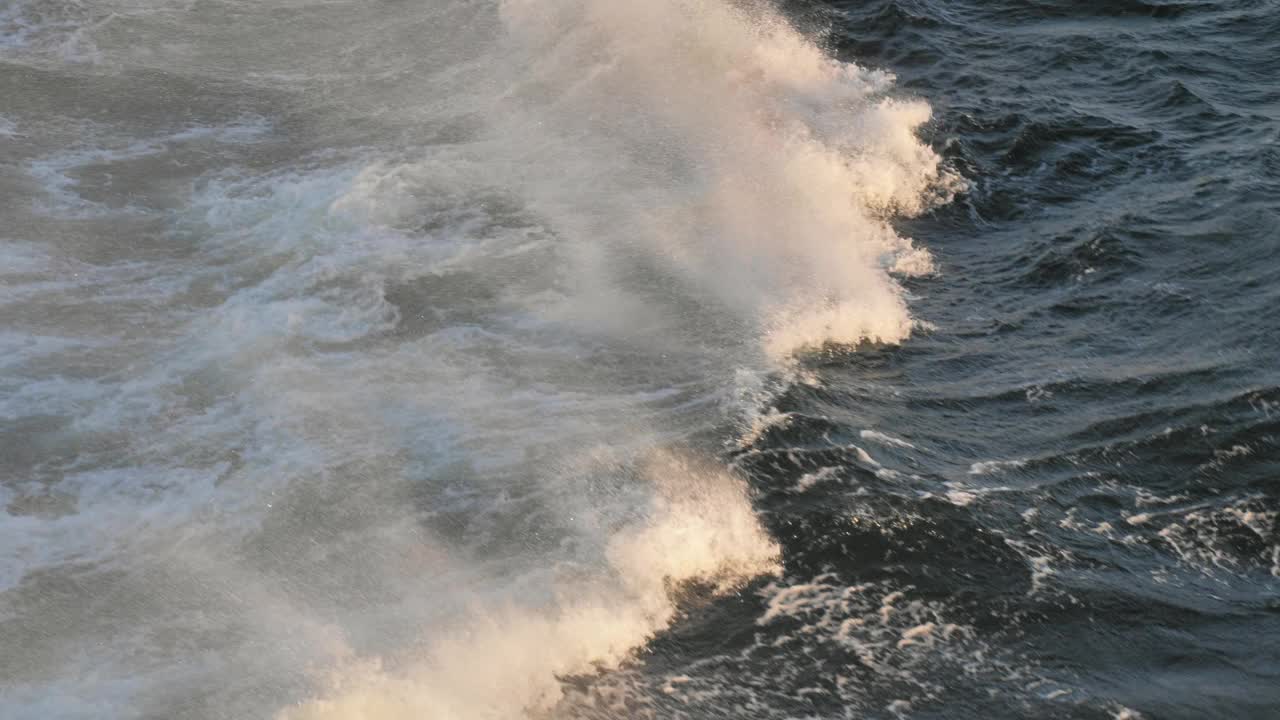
1,1,1277,719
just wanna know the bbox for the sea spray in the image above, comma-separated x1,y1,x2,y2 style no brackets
0,0,958,716
273,0,957,715
278,452,780,720
493,0,961,359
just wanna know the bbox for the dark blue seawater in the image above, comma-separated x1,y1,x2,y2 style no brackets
638,2,1280,717
0,1,1276,718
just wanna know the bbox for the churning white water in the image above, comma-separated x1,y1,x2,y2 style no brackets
0,0,956,717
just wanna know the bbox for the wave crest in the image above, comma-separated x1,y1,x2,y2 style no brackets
277,451,778,720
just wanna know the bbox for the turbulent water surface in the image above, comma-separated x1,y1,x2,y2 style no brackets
1,0,1278,718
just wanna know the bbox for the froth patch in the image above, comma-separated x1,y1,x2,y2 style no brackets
763,296,915,359
277,451,778,720
494,0,961,364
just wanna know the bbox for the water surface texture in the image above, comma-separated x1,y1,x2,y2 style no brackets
1,1,1277,718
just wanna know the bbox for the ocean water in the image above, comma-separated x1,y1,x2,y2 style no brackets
1,0,1277,718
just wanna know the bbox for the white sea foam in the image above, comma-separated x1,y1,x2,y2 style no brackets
968,458,1028,475
260,0,953,711
486,0,959,361
0,0,958,715
794,465,841,492
277,453,779,720
27,118,272,216
740,576,1029,712
861,429,918,449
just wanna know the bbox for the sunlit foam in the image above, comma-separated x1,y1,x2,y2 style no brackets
277,451,779,720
